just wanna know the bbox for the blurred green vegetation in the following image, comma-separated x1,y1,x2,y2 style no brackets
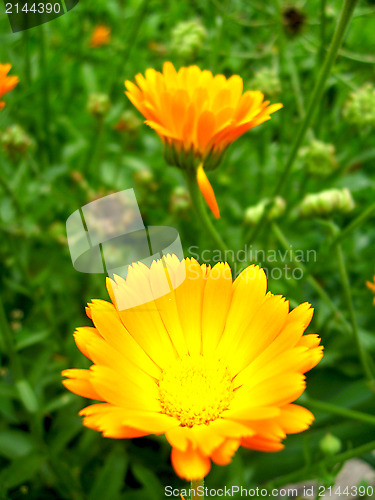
1,0,375,498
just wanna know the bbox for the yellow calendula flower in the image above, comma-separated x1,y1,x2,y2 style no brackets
125,62,282,218
63,256,322,480
0,64,19,110
366,275,375,305
90,25,111,48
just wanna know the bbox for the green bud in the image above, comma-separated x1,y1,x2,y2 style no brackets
343,83,375,129
87,93,111,117
1,124,32,158
170,186,190,214
319,433,342,456
300,188,355,218
115,109,142,133
299,139,337,177
251,67,281,99
134,167,158,191
244,197,286,226
170,19,207,60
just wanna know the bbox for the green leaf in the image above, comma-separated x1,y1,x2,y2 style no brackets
0,430,36,459
89,445,128,500
131,463,163,500
15,329,50,351
16,379,39,414
0,453,45,493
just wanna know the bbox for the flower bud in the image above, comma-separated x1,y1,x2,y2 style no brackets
1,124,32,158
114,110,142,133
148,41,167,57
251,68,281,99
170,186,190,214
170,19,207,60
319,433,342,456
244,197,286,226
134,168,158,191
299,139,337,177
90,25,111,48
10,309,24,320
300,188,355,218
87,93,111,118
343,83,375,129
366,275,375,306
282,5,306,37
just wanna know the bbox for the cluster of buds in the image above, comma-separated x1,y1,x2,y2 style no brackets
87,93,111,118
251,67,281,99
10,309,24,332
1,124,32,159
299,188,355,218
343,83,375,129
299,139,337,177
170,19,207,60
244,197,286,226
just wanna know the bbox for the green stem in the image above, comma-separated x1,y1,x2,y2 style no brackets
39,25,53,165
0,170,23,216
271,223,352,332
0,294,23,380
266,440,375,489
185,170,234,268
23,29,31,87
191,478,204,500
305,398,375,426
318,0,327,65
329,201,375,247
82,118,104,183
333,231,374,385
110,0,150,99
247,0,359,244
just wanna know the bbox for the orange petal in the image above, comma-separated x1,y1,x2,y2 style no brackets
196,164,220,219
62,368,103,400
171,445,211,480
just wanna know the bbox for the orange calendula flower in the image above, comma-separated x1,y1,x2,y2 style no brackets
63,256,323,480
125,62,282,217
366,275,375,305
0,64,19,110
90,25,111,48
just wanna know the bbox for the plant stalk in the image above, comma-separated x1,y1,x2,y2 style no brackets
191,478,204,500
247,0,360,244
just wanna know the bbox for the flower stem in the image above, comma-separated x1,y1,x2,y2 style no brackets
329,201,375,247
271,222,352,333
266,440,375,489
305,398,375,426
185,170,234,268
247,0,359,244
39,25,53,165
0,294,23,381
110,0,150,99
191,478,204,500
332,229,375,386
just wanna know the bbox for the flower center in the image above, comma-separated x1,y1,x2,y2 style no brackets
158,355,234,427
